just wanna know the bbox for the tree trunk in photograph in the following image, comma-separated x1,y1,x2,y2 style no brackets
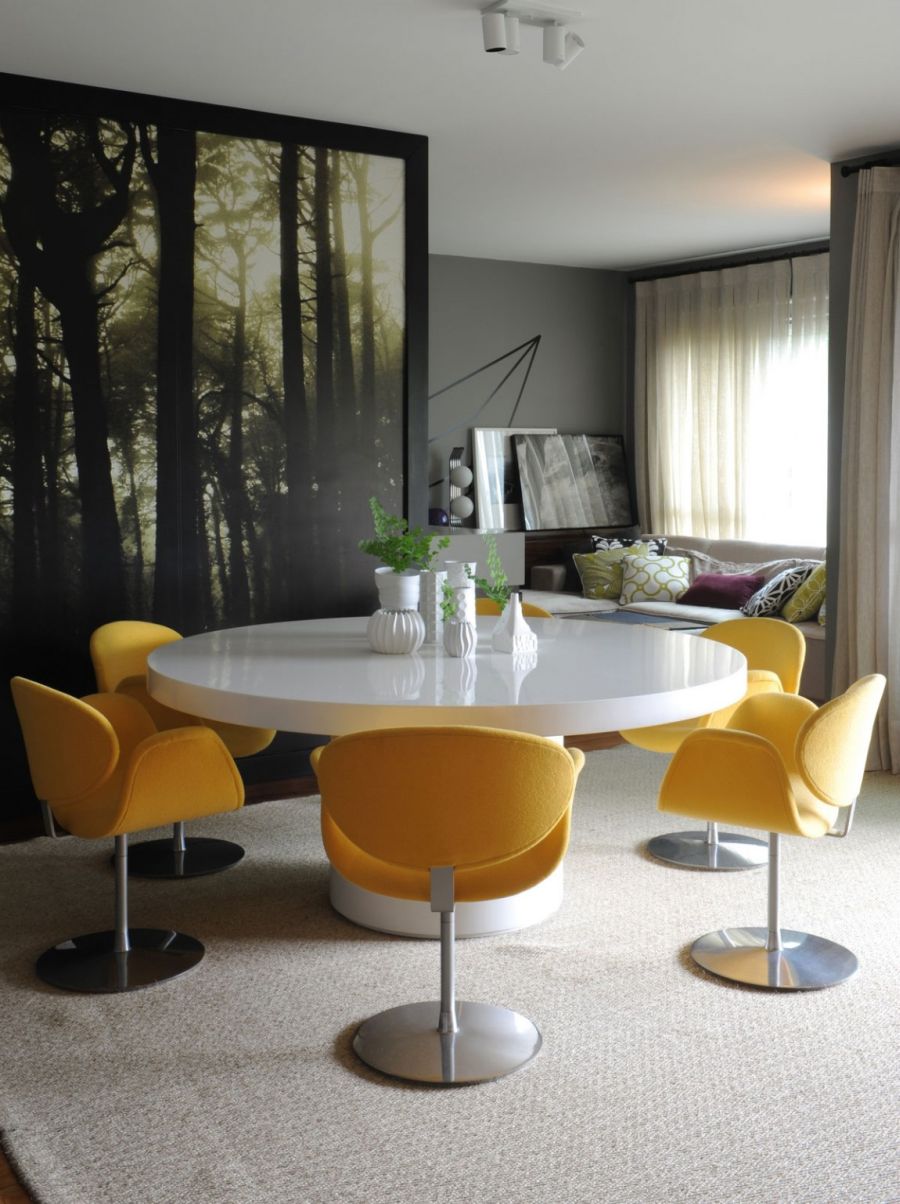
314,146,335,462
279,140,315,616
353,155,377,447
225,245,251,624
10,270,41,638
143,125,201,632
0,111,133,626
38,305,64,609
330,149,356,432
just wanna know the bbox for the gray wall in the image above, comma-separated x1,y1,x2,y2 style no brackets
427,254,627,516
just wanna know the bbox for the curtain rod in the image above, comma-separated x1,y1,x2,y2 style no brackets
627,240,829,284
840,155,900,178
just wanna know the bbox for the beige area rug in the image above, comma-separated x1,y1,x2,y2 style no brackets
1,746,899,1204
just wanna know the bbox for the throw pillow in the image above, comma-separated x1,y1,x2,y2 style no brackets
741,563,817,617
619,554,691,604
677,571,765,609
573,541,656,600
818,599,827,626
590,534,668,556
781,562,826,622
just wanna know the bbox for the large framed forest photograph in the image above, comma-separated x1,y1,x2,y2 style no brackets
0,72,428,820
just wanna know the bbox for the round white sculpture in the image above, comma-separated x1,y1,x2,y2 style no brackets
449,464,474,489
449,494,475,520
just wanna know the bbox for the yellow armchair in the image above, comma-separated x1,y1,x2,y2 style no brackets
90,620,275,878
620,616,806,871
475,597,552,618
311,725,584,1084
11,676,244,993
658,674,885,990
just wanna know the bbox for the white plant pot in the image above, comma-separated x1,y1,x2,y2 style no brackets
367,608,425,655
374,566,421,611
444,619,478,658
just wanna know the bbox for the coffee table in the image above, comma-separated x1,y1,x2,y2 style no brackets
148,616,745,937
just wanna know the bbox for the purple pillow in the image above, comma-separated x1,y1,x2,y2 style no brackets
677,572,765,609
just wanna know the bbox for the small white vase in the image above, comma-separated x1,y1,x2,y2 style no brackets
367,608,425,655
443,619,478,658
492,592,538,656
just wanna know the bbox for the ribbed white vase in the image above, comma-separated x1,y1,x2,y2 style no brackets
443,619,478,658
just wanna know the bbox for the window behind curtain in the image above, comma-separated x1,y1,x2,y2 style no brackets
633,253,828,544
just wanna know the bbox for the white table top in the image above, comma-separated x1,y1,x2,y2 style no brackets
147,616,746,738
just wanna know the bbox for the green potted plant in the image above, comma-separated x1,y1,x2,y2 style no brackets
470,532,511,609
359,498,449,653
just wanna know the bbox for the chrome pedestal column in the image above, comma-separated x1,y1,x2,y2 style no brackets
117,822,244,878
353,868,542,1084
39,834,204,993
648,821,768,870
690,833,858,990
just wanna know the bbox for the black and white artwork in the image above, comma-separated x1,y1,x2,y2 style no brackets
472,426,555,530
514,433,634,530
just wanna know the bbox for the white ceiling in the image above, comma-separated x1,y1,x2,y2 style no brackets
1,0,899,269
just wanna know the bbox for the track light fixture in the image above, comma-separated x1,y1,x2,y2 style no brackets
481,2,585,68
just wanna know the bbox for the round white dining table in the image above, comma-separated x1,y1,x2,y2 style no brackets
148,616,746,938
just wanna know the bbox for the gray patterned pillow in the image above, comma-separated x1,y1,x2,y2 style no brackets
741,564,817,617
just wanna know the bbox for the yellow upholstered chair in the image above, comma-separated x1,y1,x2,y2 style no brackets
475,597,552,618
10,676,244,993
311,726,584,1084
620,617,806,871
658,674,885,990
90,621,275,878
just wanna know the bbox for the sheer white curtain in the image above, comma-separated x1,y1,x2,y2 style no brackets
634,254,829,543
834,167,900,771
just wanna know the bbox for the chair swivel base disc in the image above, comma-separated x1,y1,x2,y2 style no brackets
115,837,245,879
353,1000,542,1085
647,830,769,871
691,927,859,990
36,928,204,993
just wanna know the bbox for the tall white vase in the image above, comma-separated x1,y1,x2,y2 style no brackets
443,561,476,623
491,591,538,656
419,568,447,644
367,568,425,655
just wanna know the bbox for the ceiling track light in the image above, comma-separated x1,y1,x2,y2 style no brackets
481,3,585,68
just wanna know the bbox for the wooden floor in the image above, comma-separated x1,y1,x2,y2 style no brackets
0,733,621,1201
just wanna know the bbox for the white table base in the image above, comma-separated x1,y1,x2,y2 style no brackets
329,864,564,939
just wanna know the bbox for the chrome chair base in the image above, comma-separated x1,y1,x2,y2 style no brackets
647,830,768,871
120,837,245,879
353,1000,542,1084
36,928,204,993
691,927,859,990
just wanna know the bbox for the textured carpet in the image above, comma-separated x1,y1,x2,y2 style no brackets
1,746,898,1204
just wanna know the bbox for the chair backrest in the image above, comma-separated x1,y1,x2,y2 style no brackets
796,674,886,806
701,617,806,694
475,598,552,619
90,620,182,691
10,677,118,805
313,726,578,874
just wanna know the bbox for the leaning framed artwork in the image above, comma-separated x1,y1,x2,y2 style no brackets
472,426,556,530
0,72,427,818
514,433,635,529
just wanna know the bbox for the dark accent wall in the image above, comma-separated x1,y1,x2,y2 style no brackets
427,254,627,515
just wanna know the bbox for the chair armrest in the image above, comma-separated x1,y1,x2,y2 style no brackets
726,692,818,770
82,691,157,763
567,746,586,777
112,726,245,836
659,727,806,836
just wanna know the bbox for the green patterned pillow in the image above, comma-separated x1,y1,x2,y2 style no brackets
573,543,653,600
781,562,826,622
619,554,691,604
818,598,827,626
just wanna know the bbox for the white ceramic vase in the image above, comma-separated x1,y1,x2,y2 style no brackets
443,619,478,658
491,591,538,656
443,561,476,623
418,568,447,644
368,568,425,655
